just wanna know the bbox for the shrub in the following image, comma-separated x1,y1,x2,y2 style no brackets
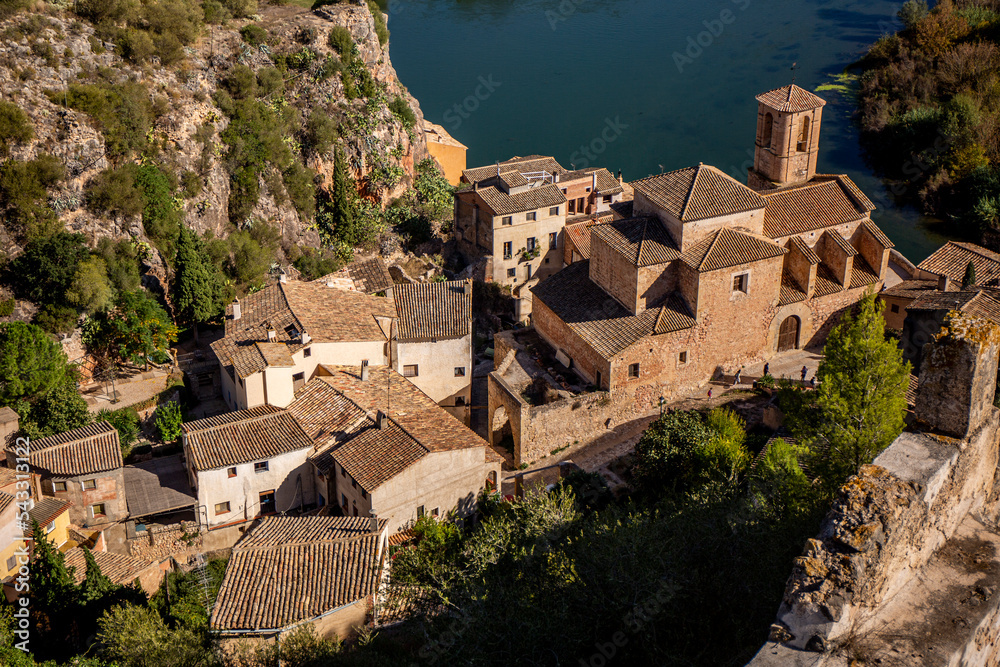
0,154,64,239
240,23,268,47
181,170,201,198
97,407,140,453
95,238,142,294
327,25,354,63
389,95,416,129
136,164,182,258
220,0,256,18
202,0,231,23
367,0,388,46
86,164,144,219
153,31,185,66
54,81,155,158
33,304,79,334
222,65,257,100
0,100,33,156
256,67,284,97
304,109,339,153
66,257,113,314
117,28,155,63
9,232,90,307
154,401,183,443
282,161,316,218
0,299,14,317
292,247,342,280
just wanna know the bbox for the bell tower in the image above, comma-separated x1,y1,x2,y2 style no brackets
748,84,826,190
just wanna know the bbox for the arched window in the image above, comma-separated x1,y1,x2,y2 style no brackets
762,112,773,148
797,116,811,152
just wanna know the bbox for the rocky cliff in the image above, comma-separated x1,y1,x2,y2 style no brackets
0,1,427,262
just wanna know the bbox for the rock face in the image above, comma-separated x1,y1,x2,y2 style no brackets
749,315,1000,666
0,3,427,260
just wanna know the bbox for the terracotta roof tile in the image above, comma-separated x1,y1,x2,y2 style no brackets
756,84,826,112
881,280,940,299
823,229,858,257
28,496,70,528
183,407,314,471
861,220,894,249
532,262,695,360
333,419,428,491
313,257,394,295
394,280,471,341
476,183,567,216
917,241,1000,288
610,200,633,220
0,491,14,516
462,155,564,184
564,221,594,259
64,548,147,586
25,422,122,477
235,515,387,549
779,275,808,305
963,290,1000,324
761,178,871,238
681,228,787,272
557,168,624,195
212,516,384,632
907,289,980,312
850,257,880,289
289,380,367,445
788,236,820,264
632,164,766,222
814,263,843,297
590,218,680,267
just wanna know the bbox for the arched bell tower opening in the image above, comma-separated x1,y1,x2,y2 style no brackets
748,84,826,191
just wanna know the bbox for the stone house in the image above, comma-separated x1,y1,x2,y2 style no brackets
211,516,388,642
454,155,624,288
294,366,502,533
181,406,318,529
210,277,474,422
9,422,127,527
899,288,1000,373
528,85,895,416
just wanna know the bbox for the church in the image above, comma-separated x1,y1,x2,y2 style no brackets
531,84,895,410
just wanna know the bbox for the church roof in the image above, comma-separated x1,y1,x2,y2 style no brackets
590,217,680,267
632,164,766,222
680,228,787,272
760,176,873,238
756,84,826,113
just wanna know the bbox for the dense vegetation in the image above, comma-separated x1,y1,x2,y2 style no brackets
856,0,1000,240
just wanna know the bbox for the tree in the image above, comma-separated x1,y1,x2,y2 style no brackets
97,603,208,667
29,520,79,655
963,260,977,288
898,0,929,30
783,290,911,495
17,381,91,439
155,401,183,443
96,407,140,455
83,290,178,369
67,256,114,313
0,100,33,157
0,322,77,405
8,232,89,306
172,226,223,343
328,146,357,245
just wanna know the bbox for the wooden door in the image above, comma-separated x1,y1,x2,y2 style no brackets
777,316,799,352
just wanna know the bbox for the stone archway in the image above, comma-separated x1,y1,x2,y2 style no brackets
778,316,801,352
491,405,512,451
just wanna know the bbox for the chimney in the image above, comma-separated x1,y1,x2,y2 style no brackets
267,328,277,342
938,274,951,291
376,410,388,429
592,171,597,192
464,280,472,296
232,298,241,321
474,180,479,192
496,162,500,178
553,172,559,183
301,331,311,345
360,359,369,381
279,272,287,284
617,169,623,184
369,511,379,534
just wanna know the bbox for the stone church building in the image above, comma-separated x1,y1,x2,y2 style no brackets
531,85,895,410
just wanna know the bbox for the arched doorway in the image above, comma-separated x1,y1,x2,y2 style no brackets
777,316,800,352
797,116,811,152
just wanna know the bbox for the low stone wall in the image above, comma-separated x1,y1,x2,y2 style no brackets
520,392,615,463
749,315,1000,666
127,520,202,561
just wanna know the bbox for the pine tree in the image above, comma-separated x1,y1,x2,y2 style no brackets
331,146,357,245
782,290,911,495
172,226,222,344
963,260,977,288
28,520,79,651
79,547,117,604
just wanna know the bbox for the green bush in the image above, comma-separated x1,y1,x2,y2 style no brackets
367,0,388,45
240,23,268,47
223,222,279,287
0,154,64,239
327,25,354,63
95,237,142,294
0,298,14,318
292,246,341,280
304,109,339,153
154,401,183,443
33,303,80,334
9,232,90,307
97,406,141,453
53,81,155,158
180,170,201,198
282,161,315,219
0,100,33,156
117,28,155,63
220,0,256,18
222,64,257,100
389,95,416,129
136,164,182,258
202,0,231,23
0,0,30,18
256,67,284,97
86,164,144,219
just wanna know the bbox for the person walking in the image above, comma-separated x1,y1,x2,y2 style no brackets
763,361,769,376
810,376,817,388
707,387,713,399
800,365,808,382
733,367,742,386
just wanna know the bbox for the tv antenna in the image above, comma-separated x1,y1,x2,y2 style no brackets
790,62,799,85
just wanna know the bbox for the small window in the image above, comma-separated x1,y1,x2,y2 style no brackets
254,461,269,473
503,241,513,259
215,502,230,514
549,232,558,248
361,489,368,499
890,303,900,314
525,212,537,221
82,479,97,490
678,351,688,364
549,206,559,216
304,347,312,358
403,364,418,377
239,377,245,387
351,477,357,489
341,493,347,507
5,555,14,571
341,466,347,478
259,490,276,514
733,274,748,293
227,467,237,478
526,264,532,279
352,506,359,516
432,508,439,517
501,216,513,226
45,521,54,534
603,195,612,203
417,505,425,519
595,370,602,388
92,503,106,518
526,237,537,251
292,371,305,386
507,268,516,278
585,187,591,193
53,481,66,493
628,363,640,378
455,367,466,377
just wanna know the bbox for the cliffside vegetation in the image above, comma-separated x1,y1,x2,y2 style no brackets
856,0,1000,241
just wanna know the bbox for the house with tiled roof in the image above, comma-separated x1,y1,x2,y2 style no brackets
312,256,394,295
182,405,319,528
454,155,625,291
297,366,501,533
211,516,388,642
899,288,1000,373
210,277,474,424
6,421,127,527
523,85,896,423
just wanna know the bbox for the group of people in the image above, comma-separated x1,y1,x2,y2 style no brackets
705,363,817,399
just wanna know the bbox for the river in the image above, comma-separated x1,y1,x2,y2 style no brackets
385,0,955,262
